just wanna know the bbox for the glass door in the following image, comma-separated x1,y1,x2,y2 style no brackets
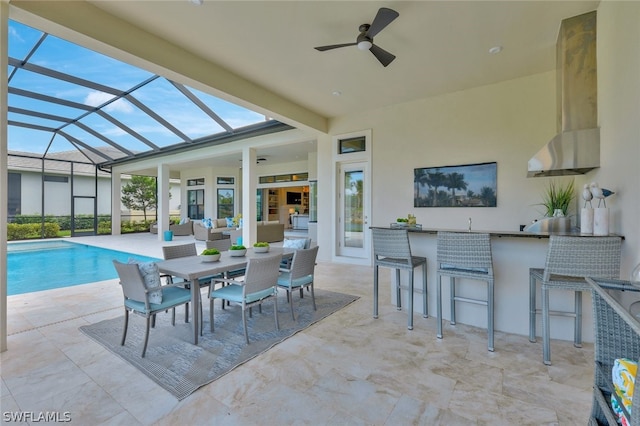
338,162,369,259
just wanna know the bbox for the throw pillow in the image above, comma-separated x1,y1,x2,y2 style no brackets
226,217,234,228
283,238,307,250
128,258,163,304
202,218,213,229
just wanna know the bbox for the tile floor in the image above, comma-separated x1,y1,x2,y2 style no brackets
1,233,594,425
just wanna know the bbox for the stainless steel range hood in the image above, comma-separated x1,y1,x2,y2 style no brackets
528,11,599,178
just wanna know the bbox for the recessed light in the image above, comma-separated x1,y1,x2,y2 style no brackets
489,46,503,54
332,90,342,97
189,0,203,5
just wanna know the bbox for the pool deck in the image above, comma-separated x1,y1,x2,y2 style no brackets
2,233,595,425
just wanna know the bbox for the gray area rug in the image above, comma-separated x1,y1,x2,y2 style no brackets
80,289,358,400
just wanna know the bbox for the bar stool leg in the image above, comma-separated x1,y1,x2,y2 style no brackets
422,263,428,318
574,291,583,348
408,271,414,330
396,268,402,310
488,279,495,352
529,275,537,343
450,277,457,325
373,265,379,319
437,274,443,339
542,285,552,365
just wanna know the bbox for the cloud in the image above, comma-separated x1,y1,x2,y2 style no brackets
84,91,133,113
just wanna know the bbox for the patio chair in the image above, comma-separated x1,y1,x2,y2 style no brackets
162,243,216,325
436,231,494,351
113,260,192,357
372,228,428,330
529,235,621,365
277,245,319,320
209,254,282,344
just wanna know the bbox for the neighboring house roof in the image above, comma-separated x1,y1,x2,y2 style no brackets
8,149,115,177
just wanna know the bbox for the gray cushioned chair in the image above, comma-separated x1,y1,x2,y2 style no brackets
529,235,621,365
436,231,494,351
277,245,319,320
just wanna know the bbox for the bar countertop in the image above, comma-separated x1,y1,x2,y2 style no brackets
369,226,624,240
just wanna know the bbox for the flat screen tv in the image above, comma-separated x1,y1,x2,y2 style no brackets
286,191,301,204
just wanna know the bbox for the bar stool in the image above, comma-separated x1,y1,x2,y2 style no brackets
372,228,428,330
436,231,495,351
529,235,621,365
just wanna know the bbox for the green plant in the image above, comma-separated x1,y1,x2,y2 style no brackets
540,180,575,217
396,217,408,222
253,242,269,247
201,248,220,255
230,245,246,250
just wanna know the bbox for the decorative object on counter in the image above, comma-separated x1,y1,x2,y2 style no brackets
581,208,594,234
540,180,574,218
390,218,422,230
468,217,472,232
582,183,593,207
589,182,615,208
594,207,609,236
407,214,417,226
413,162,497,208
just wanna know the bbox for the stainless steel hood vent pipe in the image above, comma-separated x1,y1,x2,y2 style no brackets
527,11,599,178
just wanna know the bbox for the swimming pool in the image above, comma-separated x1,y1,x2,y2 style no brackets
8,240,160,295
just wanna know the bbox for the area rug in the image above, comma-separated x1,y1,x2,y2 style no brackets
80,289,358,400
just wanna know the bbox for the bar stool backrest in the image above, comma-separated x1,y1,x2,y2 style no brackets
372,228,412,267
162,242,197,259
543,235,621,281
437,231,493,273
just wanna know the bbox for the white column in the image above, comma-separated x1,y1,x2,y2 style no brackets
158,164,171,241
242,147,257,246
111,172,122,235
0,0,8,352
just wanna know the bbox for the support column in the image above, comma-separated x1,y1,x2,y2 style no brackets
0,0,8,352
111,172,122,235
241,147,257,246
158,164,171,241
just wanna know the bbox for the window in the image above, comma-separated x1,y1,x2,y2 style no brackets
8,173,21,218
217,189,234,219
259,172,308,184
188,189,204,220
338,136,366,154
187,178,205,186
217,177,235,184
44,175,68,183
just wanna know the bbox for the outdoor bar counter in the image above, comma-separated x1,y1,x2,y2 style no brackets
371,226,624,343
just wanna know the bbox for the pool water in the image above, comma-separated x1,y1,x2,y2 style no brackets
8,240,159,295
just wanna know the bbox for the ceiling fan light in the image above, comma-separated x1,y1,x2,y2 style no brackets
357,40,372,51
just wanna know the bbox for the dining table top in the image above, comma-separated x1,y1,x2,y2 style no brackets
156,246,294,280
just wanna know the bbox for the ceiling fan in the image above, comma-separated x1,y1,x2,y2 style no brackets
314,7,399,67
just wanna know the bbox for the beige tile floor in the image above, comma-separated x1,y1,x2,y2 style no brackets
2,234,594,425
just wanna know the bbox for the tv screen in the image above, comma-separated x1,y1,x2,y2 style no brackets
286,191,301,204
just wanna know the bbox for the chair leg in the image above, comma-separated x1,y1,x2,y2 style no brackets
289,288,296,321
542,285,551,365
310,284,317,311
185,302,189,323
396,268,402,310
487,279,495,352
529,274,537,343
120,309,129,346
142,316,151,358
171,307,176,326
273,296,279,331
422,263,428,318
574,290,583,348
210,297,215,333
407,271,414,330
450,277,456,325
242,306,250,344
437,274,443,339
373,265,379,319
151,313,156,328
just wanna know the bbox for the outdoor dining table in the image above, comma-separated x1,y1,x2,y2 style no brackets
156,247,294,345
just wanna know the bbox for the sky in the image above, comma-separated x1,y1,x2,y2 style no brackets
7,20,267,158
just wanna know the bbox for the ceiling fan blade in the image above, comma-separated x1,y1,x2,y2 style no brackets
369,44,396,67
366,7,399,39
314,43,357,52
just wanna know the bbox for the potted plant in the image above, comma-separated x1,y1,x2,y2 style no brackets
540,180,575,217
253,242,270,253
229,244,247,257
200,248,221,262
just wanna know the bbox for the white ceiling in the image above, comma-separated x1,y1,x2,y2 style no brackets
86,0,599,119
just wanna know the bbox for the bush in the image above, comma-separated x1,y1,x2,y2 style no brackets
7,222,60,240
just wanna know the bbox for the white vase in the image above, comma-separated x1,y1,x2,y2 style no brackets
580,208,594,234
593,208,609,236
